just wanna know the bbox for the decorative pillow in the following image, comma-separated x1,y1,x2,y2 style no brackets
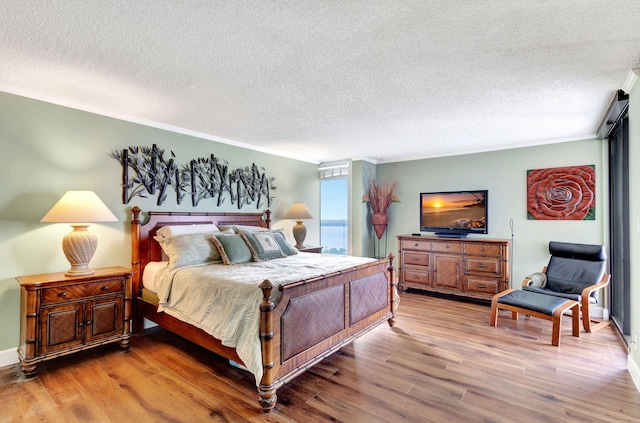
526,272,547,288
241,231,286,261
211,234,253,265
218,224,270,234
156,224,220,238
271,230,298,256
156,232,222,269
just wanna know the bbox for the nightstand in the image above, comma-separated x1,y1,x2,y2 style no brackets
17,266,133,377
298,245,323,253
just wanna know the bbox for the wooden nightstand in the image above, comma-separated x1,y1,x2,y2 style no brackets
17,266,134,377
298,245,323,253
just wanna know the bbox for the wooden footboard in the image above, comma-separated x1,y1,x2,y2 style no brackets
130,207,396,412
257,255,396,411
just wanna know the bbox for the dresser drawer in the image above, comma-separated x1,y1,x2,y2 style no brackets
465,243,501,256
403,252,430,267
431,241,461,253
400,239,431,252
465,277,500,294
41,279,123,304
402,269,431,285
465,258,500,275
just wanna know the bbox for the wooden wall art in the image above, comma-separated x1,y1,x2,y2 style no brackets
110,144,276,208
527,165,595,220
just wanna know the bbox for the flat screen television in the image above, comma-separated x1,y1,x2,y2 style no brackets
419,190,488,237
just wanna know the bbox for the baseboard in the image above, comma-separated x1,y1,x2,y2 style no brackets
0,347,19,369
629,354,640,393
589,305,607,320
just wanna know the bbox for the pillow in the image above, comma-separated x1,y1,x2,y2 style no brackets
241,231,286,261
211,234,253,265
156,224,220,238
526,272,547,288
156,232,222,269
218,224,270,234
271,230,298,256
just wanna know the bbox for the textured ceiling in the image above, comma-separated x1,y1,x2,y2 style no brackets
2,1,640,163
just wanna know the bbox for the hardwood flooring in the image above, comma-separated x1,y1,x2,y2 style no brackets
1,292,638,422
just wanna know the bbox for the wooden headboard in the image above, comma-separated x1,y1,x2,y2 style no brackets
130,206,271,296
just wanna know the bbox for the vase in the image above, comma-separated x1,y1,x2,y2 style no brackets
371,212,388,239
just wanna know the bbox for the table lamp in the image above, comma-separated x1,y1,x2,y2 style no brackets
283,202,314,249
41,190,118,276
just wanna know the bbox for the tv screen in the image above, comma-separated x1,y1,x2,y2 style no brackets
420,190,488,237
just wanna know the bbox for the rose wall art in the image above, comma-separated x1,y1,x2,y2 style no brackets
527,165,595,220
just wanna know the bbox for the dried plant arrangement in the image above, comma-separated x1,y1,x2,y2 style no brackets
363,176,399,214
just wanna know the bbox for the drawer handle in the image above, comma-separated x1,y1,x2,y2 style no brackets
480,247,485,251
477,264,487,268
414,243,419,247
478,285,486,288
58,292,67,297
411,257,420,262
102,286,110,291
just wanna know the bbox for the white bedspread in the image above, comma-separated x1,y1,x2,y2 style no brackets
153,252,377,385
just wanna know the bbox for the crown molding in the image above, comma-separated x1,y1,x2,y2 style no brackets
622,69,639,93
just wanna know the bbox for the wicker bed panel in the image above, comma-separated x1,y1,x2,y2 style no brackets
350,272,389,325
280,284,345,362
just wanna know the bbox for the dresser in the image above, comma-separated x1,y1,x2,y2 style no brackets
397,235,510,301
17,266,133,376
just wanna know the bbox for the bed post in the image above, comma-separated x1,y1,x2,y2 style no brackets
131,206,143,334
387,253,397,327
264,209,271,229
258,279,277,412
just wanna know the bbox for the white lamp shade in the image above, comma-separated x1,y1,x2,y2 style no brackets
41,191,117,276
284,202,313,248
41,191,118,223
283,202,314,220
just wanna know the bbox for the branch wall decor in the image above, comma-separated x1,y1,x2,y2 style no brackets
109,144,276,208
527,164,595,220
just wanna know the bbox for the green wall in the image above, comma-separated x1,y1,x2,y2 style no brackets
0,92,319,353
377,139,607,287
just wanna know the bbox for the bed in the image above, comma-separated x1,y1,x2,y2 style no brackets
130,207,397,412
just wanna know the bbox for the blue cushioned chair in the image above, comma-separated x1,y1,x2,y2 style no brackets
490,241,610,346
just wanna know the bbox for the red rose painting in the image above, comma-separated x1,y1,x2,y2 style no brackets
527,165,595,220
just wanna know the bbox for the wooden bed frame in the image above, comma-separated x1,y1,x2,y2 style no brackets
130,207,397,412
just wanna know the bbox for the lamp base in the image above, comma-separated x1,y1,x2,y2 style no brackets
292,220,307,249
62,225,97,277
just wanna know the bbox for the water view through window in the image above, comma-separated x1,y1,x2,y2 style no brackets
320,178,348,254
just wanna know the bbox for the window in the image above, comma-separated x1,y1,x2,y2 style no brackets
319,161,350,255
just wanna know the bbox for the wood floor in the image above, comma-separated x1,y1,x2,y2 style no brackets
1,292,638,422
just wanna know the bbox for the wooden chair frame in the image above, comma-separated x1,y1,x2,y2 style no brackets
522,267,611,333
490,288,580,346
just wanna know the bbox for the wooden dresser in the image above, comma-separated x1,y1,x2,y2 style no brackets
17,266,133,376
397,235,510,301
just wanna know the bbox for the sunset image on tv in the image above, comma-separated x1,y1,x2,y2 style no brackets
421,192,486,228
